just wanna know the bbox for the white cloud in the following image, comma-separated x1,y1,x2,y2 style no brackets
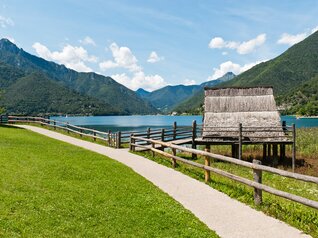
99,60,118,70
208,34,266,55
222,51,228,56
208,37,238,49
147,51,164,63
183,79,196,85
208,60,266,80
0,15,14,28
99,42,141,72
32,42,97,72
100,42,167,91
80,36,96,46
277,33,307,46
237,34,266,54
277,25,318,46
111,72,167,91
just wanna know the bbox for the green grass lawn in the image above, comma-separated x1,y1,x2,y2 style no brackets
0,125,218,238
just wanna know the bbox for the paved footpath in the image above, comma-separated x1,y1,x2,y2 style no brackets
17,125,311,238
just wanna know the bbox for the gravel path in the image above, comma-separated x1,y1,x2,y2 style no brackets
16,125,311,238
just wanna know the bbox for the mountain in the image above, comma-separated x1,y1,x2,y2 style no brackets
221,32,318,96
136,88,150,98
138,72,235,113
175,31,318,115
277,75,318,116
0,62,118,115
218,31,318,116
173,72,236,114
0,38,158,115
139,84,200,112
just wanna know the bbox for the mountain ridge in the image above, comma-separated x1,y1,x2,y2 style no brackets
0,38,158,115
137,72,235,113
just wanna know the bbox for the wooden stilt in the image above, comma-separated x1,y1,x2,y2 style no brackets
263,144,267,160
204,146,211,183
231,144,236,158
273,144,278,166
267,144,272,159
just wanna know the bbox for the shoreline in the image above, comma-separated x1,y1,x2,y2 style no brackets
296,116,318,119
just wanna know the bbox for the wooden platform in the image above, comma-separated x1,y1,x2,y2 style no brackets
134,137,193,152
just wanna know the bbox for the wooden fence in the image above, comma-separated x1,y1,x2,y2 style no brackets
130,136,318,210
6,116,120,147
4,116,199,148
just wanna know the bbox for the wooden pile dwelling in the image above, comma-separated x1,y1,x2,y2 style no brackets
195,86,295,167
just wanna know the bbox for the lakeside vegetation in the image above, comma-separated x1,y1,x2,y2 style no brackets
0,125,217,237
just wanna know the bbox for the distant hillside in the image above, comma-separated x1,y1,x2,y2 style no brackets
173,72,236,114
277,75,318,116
139,72,235,113
139,85,200,112
175,31,318,115
0,62,117,115
221,31,318,96
136,88,150,98
0,39,158,115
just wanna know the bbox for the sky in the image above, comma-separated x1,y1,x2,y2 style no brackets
1,0,318,91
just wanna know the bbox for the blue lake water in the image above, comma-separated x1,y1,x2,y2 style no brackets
51,115,318,132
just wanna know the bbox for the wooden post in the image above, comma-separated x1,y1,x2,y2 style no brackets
279,144,283,160
53,120,56,130
292,123,296,172
80,129,83,137
129,133,135,151
116,131,121,148
67,122,70,134
151,142,155,157
147,127,151,144
108,130,111,146
273,145,278,155
192,120,197,159
238,123,242,160
282,120,286,132
273,144,278,166
253,159,262,205
161,128,165,141
263,144,267,160
267,144,272,158
172,148,177,168
173,121,177,140
160,128,165,151
0,115,2,124
204,146,211,183
93,132,96,141
231,144,236,158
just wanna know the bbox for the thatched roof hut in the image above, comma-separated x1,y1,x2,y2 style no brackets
202,86,286,142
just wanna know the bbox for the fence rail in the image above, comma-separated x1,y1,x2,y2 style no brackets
6,116,120,147
130,136,318,210
3,115,197,148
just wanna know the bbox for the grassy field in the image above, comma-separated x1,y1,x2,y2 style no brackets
0,125,218,238
135,148,318,237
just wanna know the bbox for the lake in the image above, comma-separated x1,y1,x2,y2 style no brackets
50,115,318,132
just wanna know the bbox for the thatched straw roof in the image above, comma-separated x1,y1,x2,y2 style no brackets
202,87,286,142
